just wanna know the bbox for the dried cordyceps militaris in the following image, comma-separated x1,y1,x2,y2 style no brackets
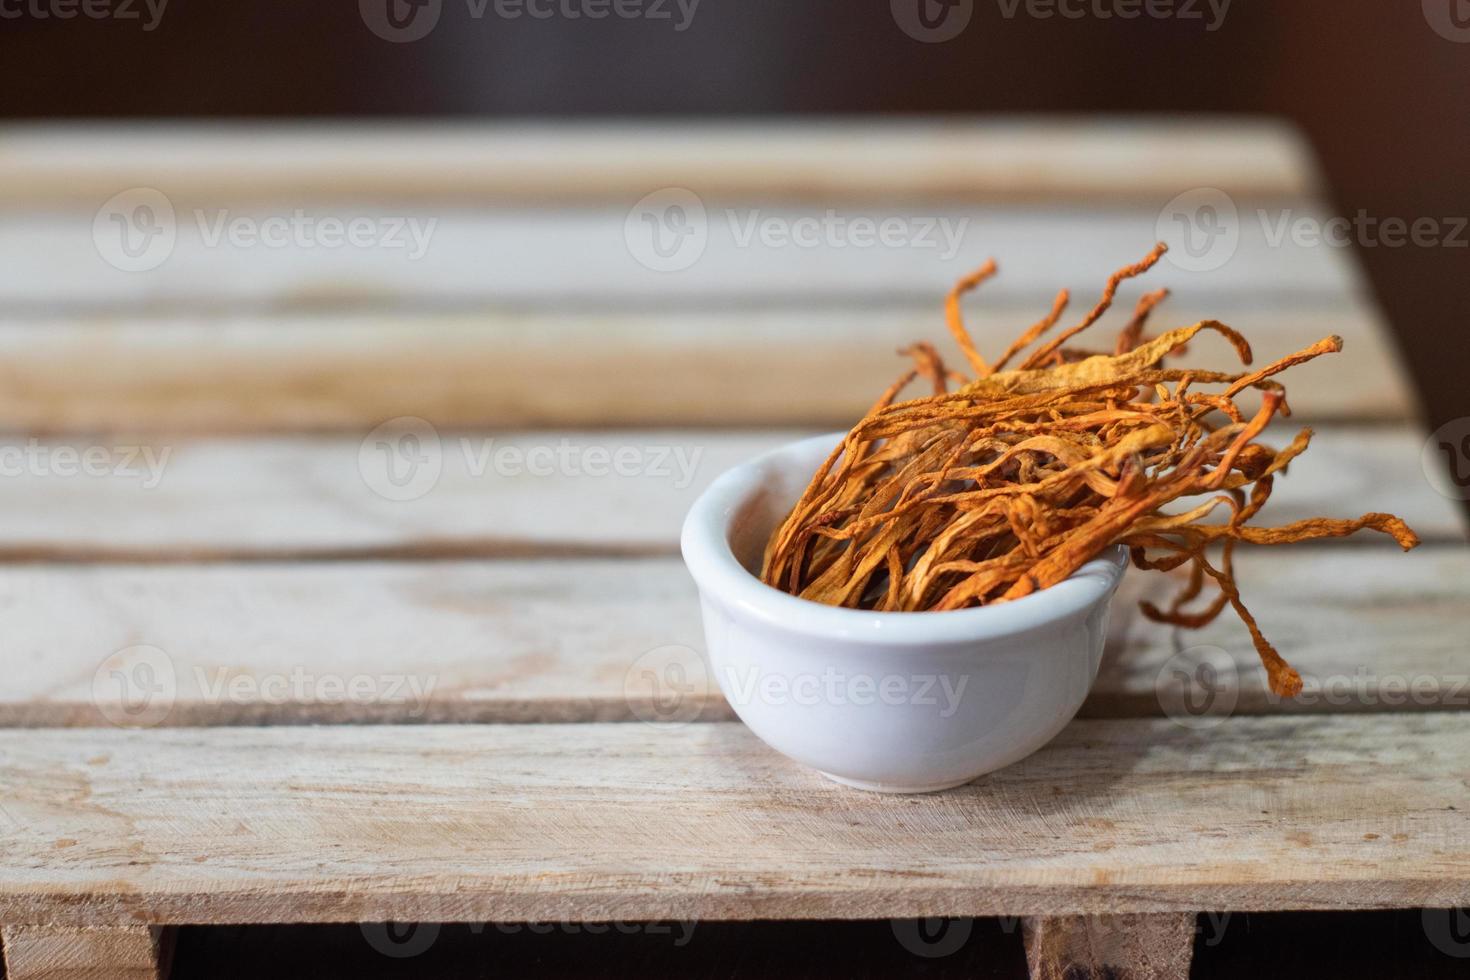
760,243,1419,698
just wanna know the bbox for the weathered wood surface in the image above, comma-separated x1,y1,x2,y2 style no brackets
2,715,1468,925
0,548,1463,728
3,205,1361,312
0,119,1315,205
0,426,1455,563
1022,913,1196,980
0,301,1413,432
0,924,171,980
0,117,1458,961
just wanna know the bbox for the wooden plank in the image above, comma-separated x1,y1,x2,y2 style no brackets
1,204,1363,312
1,925,170,980
0,119,1316,206
0,301,1415,432
1,548,1461,729
0,558,711,727
1022,913,1195,980
0,426,1454,563
2,715,1468,924
1093,545,1470,719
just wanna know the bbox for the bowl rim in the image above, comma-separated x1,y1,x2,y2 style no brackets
681,431,1129,645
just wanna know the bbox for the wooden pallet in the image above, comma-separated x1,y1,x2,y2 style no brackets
0,118,1465,980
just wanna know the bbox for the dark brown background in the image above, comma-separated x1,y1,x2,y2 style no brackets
3,0,1466,435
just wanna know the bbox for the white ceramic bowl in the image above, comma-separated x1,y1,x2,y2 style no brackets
681,432,1128,794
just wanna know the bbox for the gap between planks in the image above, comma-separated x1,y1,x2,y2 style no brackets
1,714,1467,925
2,547,1464,728
1023,913,1196,980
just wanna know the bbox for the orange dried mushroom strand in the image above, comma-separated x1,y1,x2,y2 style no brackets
760,243,1420,699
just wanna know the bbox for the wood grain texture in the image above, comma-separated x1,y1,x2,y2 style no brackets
2,716,1468,924
0,426,1455,563
1023,913,1195,980
2,205,1361,313
1,925,170,980
0,548,1462,728
1092,545,1470,719
0,118,1316,206
0,301,1415,433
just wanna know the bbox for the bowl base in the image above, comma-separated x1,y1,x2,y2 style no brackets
819,771,977,794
